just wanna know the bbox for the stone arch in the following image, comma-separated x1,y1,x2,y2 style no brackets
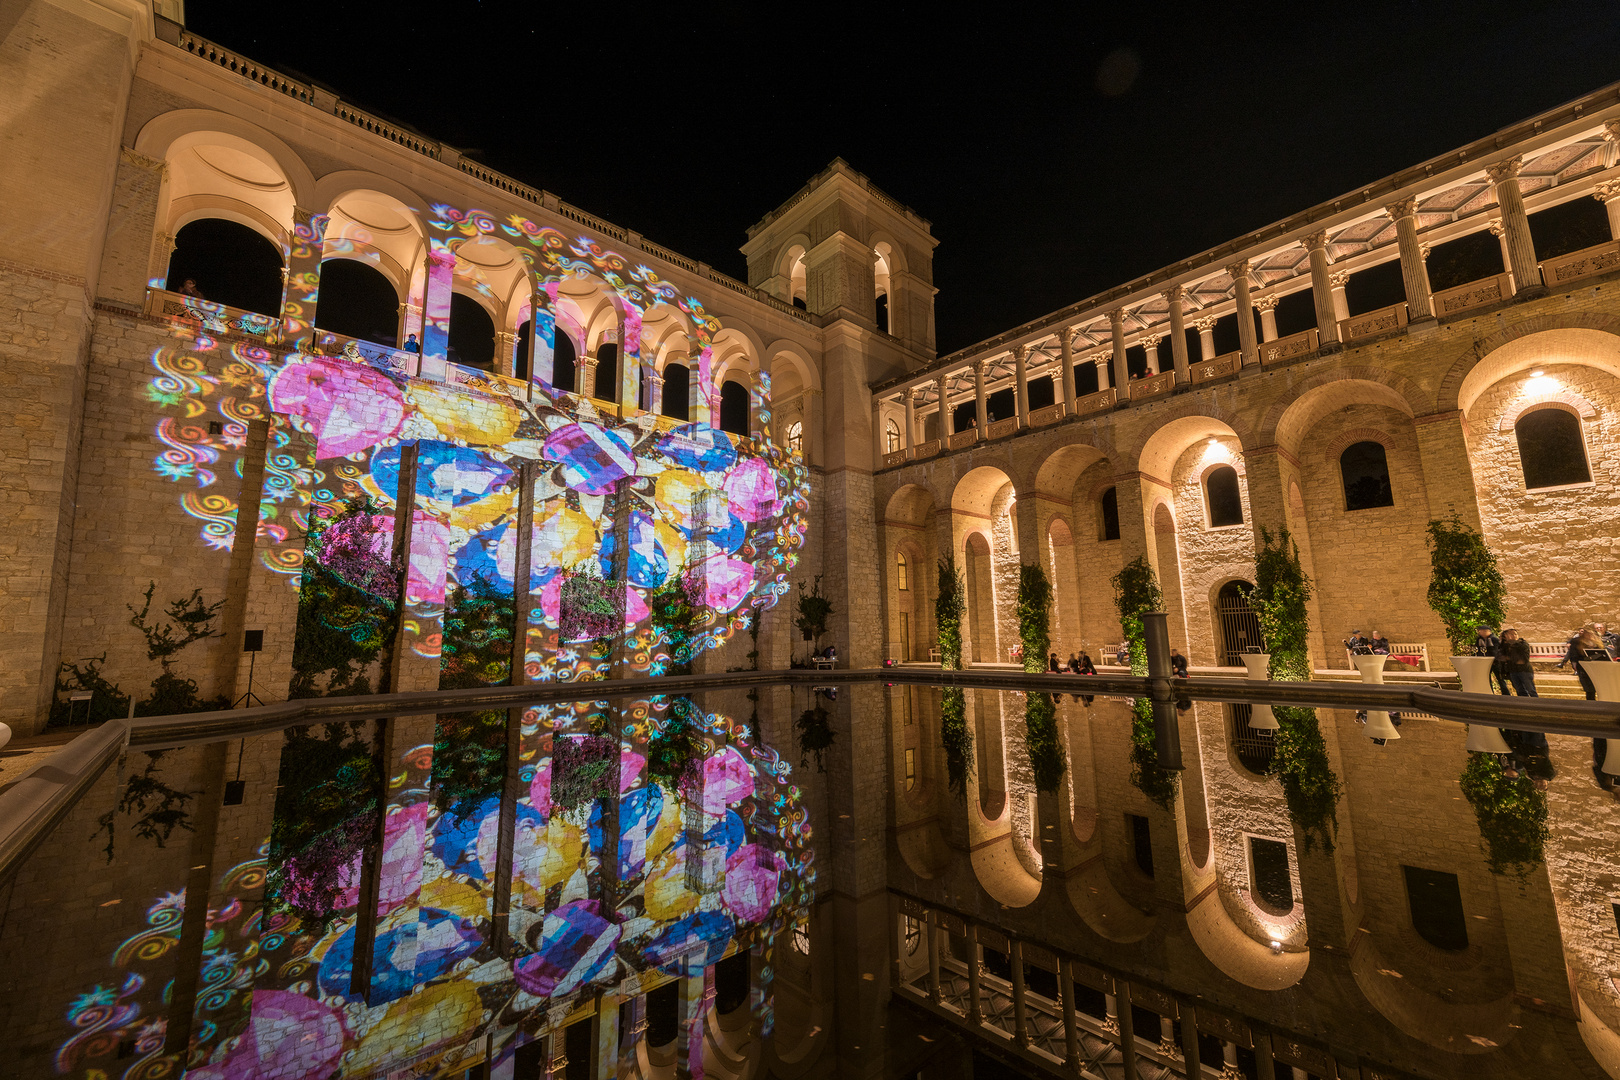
1133,413,1250,482
1500,388,1598,430
1322,426,1398,464
1440,317,1620,414
767,339,821,394
1256,366,1428,453
134,108,316,213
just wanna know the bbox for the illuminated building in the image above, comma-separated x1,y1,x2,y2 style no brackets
8,2,1620,1079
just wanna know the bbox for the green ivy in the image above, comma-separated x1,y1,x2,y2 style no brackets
1459,751,1548,877
1113,557,1177,804
940,686,972,799
290,496,397,699
1426,515,1508,654
1017,564,1053,674
936,558,966,671
551,734,619,815
1254,528,1340,854
1024,691,1065,793
648,563,701,676
646,696,703,794
795,575,833,657
1129,699,1178,810
795,706,835,773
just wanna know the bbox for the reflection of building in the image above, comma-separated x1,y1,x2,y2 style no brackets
12,2,1620,1079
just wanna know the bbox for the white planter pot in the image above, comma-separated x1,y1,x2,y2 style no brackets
1579,660,1620,776
1353,654,1387,684
1352,654,1399,739
1240,653,1279,730
1451,655,1511,752
1366,710,1401,740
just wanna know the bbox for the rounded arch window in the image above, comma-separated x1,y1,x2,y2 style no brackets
786,419,803,456
885,418,902,454
1516,406,1591,489
1340,440,1394,511
1099,487,1120,541
593,342,619,400
875,289,890,334
792,914,810,956
1205,466,1244,527
719,379,749,435
903,915,921,955
164,218,284,316
896,551,909,591
314,259,399,347
447,293,495,370
662,362,690,420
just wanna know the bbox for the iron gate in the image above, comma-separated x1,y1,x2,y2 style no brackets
1215,579,1262,666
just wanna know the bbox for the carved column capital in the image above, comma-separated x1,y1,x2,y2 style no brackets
908,386,923,404
1418,241,1433,260
1253,295,1279,311
1093,350,1113,364
1329,270,1352,288
1107,307,1125,328
1303,229,1329,251
1487,217,1507,237
1141,333,1163,347
1384,195,1418,221
970,358,987,375
1225,259,1252,283
1486,156,1523,184
1011,345,1027,361
1594,179,1620,204
1604,119,1620,143
1162,284,1184,304
1194,316,1218,332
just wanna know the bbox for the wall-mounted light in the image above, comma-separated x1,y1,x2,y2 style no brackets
1529,369,1544,377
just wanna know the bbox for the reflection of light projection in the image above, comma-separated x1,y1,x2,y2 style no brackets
55,701,812,1078
145,203,807,680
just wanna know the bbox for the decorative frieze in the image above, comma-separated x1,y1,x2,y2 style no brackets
1191,352,1241,383
1433,272,1512,316
1540,239,1620,288
1260,327,1319,366
1339,300,1409,341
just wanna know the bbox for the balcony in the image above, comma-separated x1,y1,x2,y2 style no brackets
1433,272,1512,317
1073,386,1117,417
985,416,1018,440
1260,327,1318,366
1028,402,1066,427
1339,301,1408,342
1125,370,1174,402
145,288,279,343
1541,239,1620,288
948,428,981,451
1191,352,1241,384
311,330,419,377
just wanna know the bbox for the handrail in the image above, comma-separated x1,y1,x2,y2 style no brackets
5,668,1614,885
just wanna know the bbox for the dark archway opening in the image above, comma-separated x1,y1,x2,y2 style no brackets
1404,865,1469,951
1516,407,1591,489
1206,465,1244,527
1076,360,1100,396
719,379,749,435
514,319,532,380
1529,196,1611,260
447,293,495,370
313,259,398,346
1427,230,1505,291
1027,376,1055,412
1100,487,1120,542
1273,289,1316,337
1345,260,1405,315
1215,580,1261,666
875,291,890,333
662,363,690,421
553,331,577,391
593,343,619,401
1340,440,1394,510
987,387,1015,422
165,218,284,316
953,401,976,433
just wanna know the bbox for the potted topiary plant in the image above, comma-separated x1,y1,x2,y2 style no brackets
795,575,834,664
1426,515,1510,751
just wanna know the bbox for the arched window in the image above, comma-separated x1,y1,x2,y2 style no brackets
1249,837,1293,915
514,320,532,380
719,379,749,435
1516,406,1591,489
786,420,803,456
662,363,690,421
903,915,921,955
164,218,284,316
896,552,909,591
1205,466,1244,527
875,291,890,334
593,343,619,401
553,330,578,391
1404,865,1468,951
886,418,902,453
792,914,810,955
1340,440,1394,510
1100,487,1120,541
314,259,399,347
447,293,495,370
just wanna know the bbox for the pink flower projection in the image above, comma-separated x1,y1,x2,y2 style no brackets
405,512,451,605
693,552,756,614
270,358,405,458
701,746,755,817
722,845,783,924
187,990,347,1080
723,457,781,522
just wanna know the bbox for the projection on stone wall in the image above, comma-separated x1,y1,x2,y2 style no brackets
54,699,813,1078
146,203,809,683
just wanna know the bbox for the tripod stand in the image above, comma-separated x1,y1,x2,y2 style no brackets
234,629,265,708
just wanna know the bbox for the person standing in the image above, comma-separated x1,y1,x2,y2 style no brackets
1499,629,1550,781
1472,625,1508,694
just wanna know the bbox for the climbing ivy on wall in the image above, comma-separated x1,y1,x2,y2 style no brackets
1459,751,1548,877
936,557,966,671
1112,557,1176,806
1253,527,1341,854
1426,515,1508,654
940,687,971,800
1016,564,1064,791
648,563,702,676
646,696,704,795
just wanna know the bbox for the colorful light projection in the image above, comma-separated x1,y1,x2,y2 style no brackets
145,204,807,681
55,699,813,1079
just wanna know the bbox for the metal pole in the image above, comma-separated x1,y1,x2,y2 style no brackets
1142,611,1183,770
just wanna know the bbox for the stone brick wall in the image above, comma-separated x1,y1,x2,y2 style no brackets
1170,435,1256,667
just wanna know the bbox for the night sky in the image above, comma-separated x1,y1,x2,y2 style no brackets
188,1,1620,354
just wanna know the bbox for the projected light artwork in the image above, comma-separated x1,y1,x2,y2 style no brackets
146,203,808,681
56,699,812,1078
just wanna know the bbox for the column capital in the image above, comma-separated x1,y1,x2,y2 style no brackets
1011,344,1027,361
1093,349,1113,364
1418,241,1433,260
1141,333,1163,347
1194,315,1218,332
1225,259,1252,283
1604,119,1620,143
646,371,665,385
1487,216,1507,237
1302,229,1329,251
1486,156,1523,184
907,386,923,403
970,358,987,375
1329,269,1352,288
1253,294,1279,311
1594,179,1620,204
1384,195,1418,221
1107,307,1125,328
1162,284,1184,303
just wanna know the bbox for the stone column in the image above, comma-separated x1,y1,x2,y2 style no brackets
1165,286,1190,383
1013,346,1029,425
1488,157,1541,295
421,238,455,381
965,924,983,1026
935,375,949,437
1386,195,1434,320
972,360,988,432
1329,270,1351,322
1304,231,1339,347
647,371,665,417
495,330,517,378
1196,317,1217,361
1094,352,1111,391
925,912,942,1003
1255,295,1279,341
591,994,620,1079
1594,180,1620,240
905,388,919,449
1487,218,1513,289
1108,308,1129,390
1142,334,1162,375
872,399,886,463
1228,260,1258,366
1010,939,1029,1047
279,206,327,354
1219,1040,1242,1080
1059,327,1077,410
1059,959,1081,1068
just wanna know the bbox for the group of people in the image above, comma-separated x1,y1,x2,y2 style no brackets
1343,630,1393,654
1048,651,1099,675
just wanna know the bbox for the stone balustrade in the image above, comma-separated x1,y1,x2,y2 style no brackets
1260,327,1318,366
1433,273,1512,317
145,288,279,343
985,416,1018,440
1339,300,1408,342
948,429,981,450
1028,402,1066,427
1126,371,1174,402
1541,239,1620,288
1074,386,1117,417
1191,352,1241,383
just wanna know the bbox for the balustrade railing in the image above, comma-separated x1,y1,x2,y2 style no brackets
1339,300,1408,342
1126,371,1174,401
1260,327,1318,366
1191,352,1241,382
1541,239,1620,288
985,416,1018,440
310,331,419,377
1028,402,1066,427
1073,386,1117,417
948,428,981,450
883,449,912,468
145,288,279,343
1433,272,1512,316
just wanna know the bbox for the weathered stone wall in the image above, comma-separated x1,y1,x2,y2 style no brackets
1170,436,1256,668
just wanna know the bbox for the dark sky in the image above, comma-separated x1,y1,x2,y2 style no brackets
189,1,1620,354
